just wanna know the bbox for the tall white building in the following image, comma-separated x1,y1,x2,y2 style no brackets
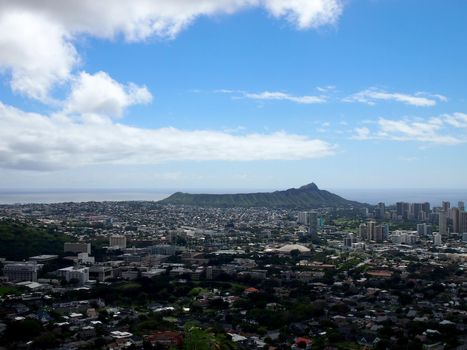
58,266,89,284
433,233,442,246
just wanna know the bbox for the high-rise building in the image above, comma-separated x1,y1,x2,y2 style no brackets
308,212,318,233
412,203,423,220
442,201,451,212
109,235,127,249
422,202,431,214
376,202,385,219
367,221,376,241
433,233,442,246
460,212,467,233
374,225,384,243
396,202,410,219
359,223,367,240
439,211,447,235
451,208,460,233
459,201,465,212
396,202,404,216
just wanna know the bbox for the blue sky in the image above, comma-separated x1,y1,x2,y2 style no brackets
0,0,466,190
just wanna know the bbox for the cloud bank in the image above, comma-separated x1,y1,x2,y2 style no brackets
0,103,336,171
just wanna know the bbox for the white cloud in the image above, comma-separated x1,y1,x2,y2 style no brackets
262,0,342,29
352,127,370,140
218,89,326,104
65,71,152,118
0,102,335,171
0,11,77,101
1,1,343,39
244,91,326,104
0,0,343,100
352,115,467,145
444,112,467,128
344,88,446,107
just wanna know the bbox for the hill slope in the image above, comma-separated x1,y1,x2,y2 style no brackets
0,220,72,260
159,183,364,209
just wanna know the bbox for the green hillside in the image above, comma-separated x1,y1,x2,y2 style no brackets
159,183,364,209
0,220,71,260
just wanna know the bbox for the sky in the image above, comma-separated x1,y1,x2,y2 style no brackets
0,0,467,191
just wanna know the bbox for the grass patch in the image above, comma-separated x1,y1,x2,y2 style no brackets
0,286,19,296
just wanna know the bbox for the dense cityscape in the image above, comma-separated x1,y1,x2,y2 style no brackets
0,195,466,349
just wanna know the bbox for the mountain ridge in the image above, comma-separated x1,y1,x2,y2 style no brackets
158,183,365,209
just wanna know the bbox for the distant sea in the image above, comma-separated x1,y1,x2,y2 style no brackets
0,188,466,206
0,189,171,205
331,188,467,206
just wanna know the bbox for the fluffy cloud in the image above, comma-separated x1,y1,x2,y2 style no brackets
262,0,342,29
0,11,77,101
65,71,152,117
344,88,446,107
352,115,466,145
0,0,343,100
1,1,343,39
0,103,335,171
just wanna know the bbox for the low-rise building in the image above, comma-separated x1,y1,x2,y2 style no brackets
58,266,89,284
4,261,39,282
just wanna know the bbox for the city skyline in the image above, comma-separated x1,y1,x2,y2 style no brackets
1,1,467,190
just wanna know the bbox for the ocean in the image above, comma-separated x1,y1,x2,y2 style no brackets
0,189,171,205
0,188,466,206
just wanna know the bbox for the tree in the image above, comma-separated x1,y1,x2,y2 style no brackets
183,324,237,350
33,333,59,349
3,318,43,342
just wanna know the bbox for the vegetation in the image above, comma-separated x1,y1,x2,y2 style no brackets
0,286,21,297
160,183,365,209
183,324,237,350
0,219,73,260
